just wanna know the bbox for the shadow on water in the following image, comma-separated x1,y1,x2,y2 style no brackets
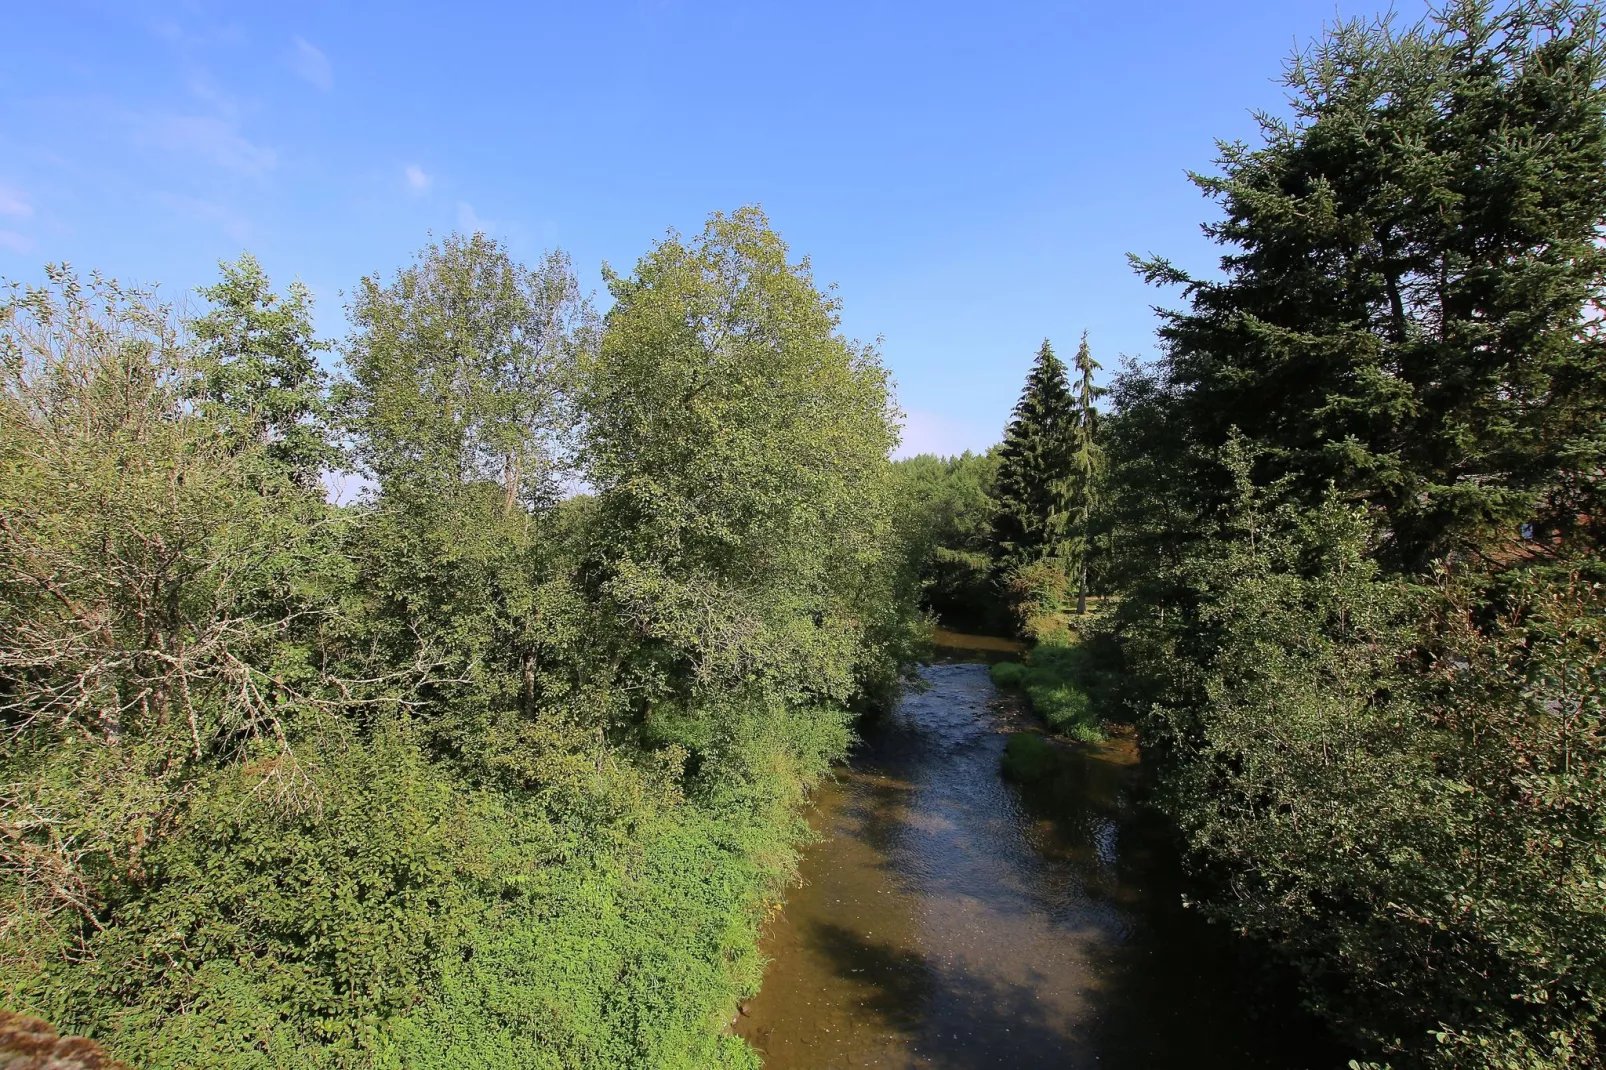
802,921,1102,1069
737,660,1348,1070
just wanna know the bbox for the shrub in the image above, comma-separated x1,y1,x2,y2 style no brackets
989,661,1027,688
1003,559,1070,640
1000,733,1059,783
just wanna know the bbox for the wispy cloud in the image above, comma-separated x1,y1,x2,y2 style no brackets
0,230,35,254
457,201,494,234
0,185,32,219
185,72,242,120
132,112,277,175
291,37,332,90
405,164,432,193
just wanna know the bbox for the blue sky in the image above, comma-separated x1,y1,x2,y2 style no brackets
3,0,1431,458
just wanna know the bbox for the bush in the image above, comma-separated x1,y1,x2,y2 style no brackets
989,661,1027,687
1000,732,1059,783
1119,489,1606,1068
1003,559,1071,640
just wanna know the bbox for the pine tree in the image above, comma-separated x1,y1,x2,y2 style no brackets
1066,333,1104,613
991,339,1077,570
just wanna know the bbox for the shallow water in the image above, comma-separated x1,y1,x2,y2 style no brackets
737,661,1339,1069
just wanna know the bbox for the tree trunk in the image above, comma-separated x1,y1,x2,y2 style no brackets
1076,564,1088,615
521,650,535,718
503,452,521,517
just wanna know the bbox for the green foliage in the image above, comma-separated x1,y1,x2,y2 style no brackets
991,340,1077,570
578,206,916,715
1001,557,1071,641
1116,482,1606,1067
1100,4,1606,1065
989,661,1026,688
987,334,1105,632
341,232,588,512
1,210,922,1068
1000,732,1059,783
1065,334,1105,611
191,253,338,486
989,636,1103,742
1129,0,1606,570
0,268,341,980
891,450,1006,631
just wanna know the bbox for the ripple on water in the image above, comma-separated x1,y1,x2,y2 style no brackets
736,663,1342,1070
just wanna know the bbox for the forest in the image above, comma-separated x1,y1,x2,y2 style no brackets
3,1,1604,1068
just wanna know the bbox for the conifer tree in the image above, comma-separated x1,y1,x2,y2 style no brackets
991,339,1076,570
1130,0,1606,569
1066,333,1104,613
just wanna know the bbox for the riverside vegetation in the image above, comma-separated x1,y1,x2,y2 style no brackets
903,3,1606,1067
0,210,923,1068
1100,3,1606,1067
4,1,1606,1068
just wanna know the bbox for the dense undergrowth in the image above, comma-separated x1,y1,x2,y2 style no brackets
0,211,922,1067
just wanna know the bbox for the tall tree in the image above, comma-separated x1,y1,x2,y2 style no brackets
577,206,909,717
337,232,593,751
991,340,1076,570
191,253,335,487
1066,333,1104,613
341,232,587,514
1131,0,1606,570
1103,3,1606,1066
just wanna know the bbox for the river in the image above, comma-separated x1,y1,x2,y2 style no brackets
736,657,1339,1069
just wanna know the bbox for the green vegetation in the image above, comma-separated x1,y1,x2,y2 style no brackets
999,732,1059,783
3,2,1602,1067
989,337,1106,637
892,450,1006,633
0,209,920,1067
989,635,1103,742
991,340,1077,571
896,335,1105,642
1096,2,1606,1066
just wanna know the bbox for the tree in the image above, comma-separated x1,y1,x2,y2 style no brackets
2,221,921,1070
337,233,596,762
990,339,1077,571
1066,333,1104,613
1130,0,1606,571
892,450,1005,631
1102,3,1606,1065
341,232,588,514
576,207,911,718
0,267,361,1027
191,253,336,487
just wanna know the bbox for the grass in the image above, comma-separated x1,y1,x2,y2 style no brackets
989,635,1106,743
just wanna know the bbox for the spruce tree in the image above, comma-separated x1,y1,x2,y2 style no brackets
1131,0,1606,570
1066,333,1105,613
991,339,1076,570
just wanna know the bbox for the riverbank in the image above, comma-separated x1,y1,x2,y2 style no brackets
737,659,1343,1068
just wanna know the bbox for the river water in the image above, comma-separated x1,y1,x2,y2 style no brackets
736,660,1338,1069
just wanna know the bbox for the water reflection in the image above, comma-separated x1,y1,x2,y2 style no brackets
737,662,1341,1069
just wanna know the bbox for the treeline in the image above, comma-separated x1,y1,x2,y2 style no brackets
897,336,1103,639
0,209,922,1067
1094,2,1606,1067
